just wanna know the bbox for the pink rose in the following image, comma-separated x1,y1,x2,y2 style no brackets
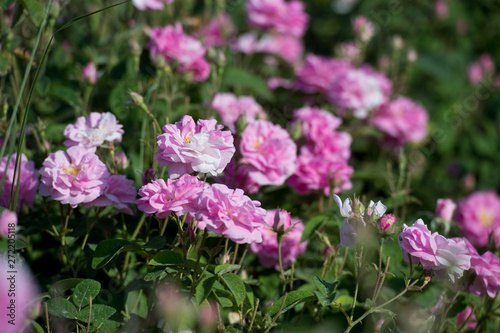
435,198,456,222
0,153,39,210
0,209,16,237
211,93,265,132
291,107,342,142
456,306,477,331
82,62,97,84
379,214,396,231
255,34,304,64
132,0,173,11
83,175,137,215
195,14,236,48
353,16,375,42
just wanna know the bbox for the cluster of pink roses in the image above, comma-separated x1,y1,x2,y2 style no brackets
288,107,353,196
39,113,136,213
195,14,236,48
148,23,210,82
211,93,267,132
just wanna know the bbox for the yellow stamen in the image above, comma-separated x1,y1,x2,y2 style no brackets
479,209,494,227
63,164,81,176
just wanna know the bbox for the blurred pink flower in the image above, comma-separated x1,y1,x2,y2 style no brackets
327,68,385,118
196,14,236,48
63,112,124,152
148,23,210,81
82,62,97,84
435,198,456,222
467,54,494,85
39,146,109,208
295,54,353,94
255,33,304,64
435,0,449,20
337,41,361,63
155,115,235,178
455,190,500,247
398,219,471,282
353,16,375,42
0,209,16,237
211,93,266,132
0,153,39,210
0,255,39,333
137,174,205,219
250,209,308,270
467,63,483,85
196,183,266,244
291,107,342,142
379,214,396,231
479,53,495,72
239,120,296,186
132,0,172,11
83,175,136,215
372,97,428,147
456,306,477,331
232,32,259,54
114,151,128,170
246,0,309,37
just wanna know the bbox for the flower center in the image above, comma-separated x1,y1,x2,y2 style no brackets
63,164,81,176
479,209,494,227
254,140,261,149
184,131,195,144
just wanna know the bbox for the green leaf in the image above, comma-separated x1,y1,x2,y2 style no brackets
149,250,184,266
267,291,315,318
142,235,166,249
144,267,167,281
335,295,354,310
300,215,327,243
314,276,338,297
77,304,116,325
90,319,121,333
19,0,44,26
46,82,81,110
315,291,337,307
196,275,217,304
47,297,78,319
220,273,246,306
0,52,13,76
31,320,45,333
49,278,84,298
73,279,101,309
222,67,273,101
92,239,131,270
214,264,240,275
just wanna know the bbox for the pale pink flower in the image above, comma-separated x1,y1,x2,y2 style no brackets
196,14,236,48
177,56,211,82
155,115,235,178
215,158,262,194
435,0,449,19
232,32,259,54
379,214,396,231
467,54,494,85
0,255,39,333
132,0,173,11
114,151,128,171
137,174,205,219
455,190,500,247
239,120,296,186
196,183,266,244
353,16,375,42
479,53,494,73
82,62,97,84
372,97,428,147
398,219,471,282
291,107,342,142
435,198,456,222
211,93,266,132
361,65,393,100
456,306,477,331
467,63,483,85
0,209,16,237
295,54,353,94
327,68,385,118
39,146,109,208
83,175,136,215
246,0,309,37
336,41,361,63
0,153,39,210
256,34,303,64
63,112,124,152
250,209,308,270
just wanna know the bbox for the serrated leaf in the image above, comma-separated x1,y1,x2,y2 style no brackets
149,250,184,266
315,291,337,306
214,264,240,275
196,276,216,304
314,276,338,297
267,291,315,318
47,298,78,319
49,278,84,298
300,215,327,243
212,291,233,308
90,319,121,333
221,273,246,306
73,279,101,309
144,267,167,281
92,239,132,270
142,235,166,249
77,304,116,324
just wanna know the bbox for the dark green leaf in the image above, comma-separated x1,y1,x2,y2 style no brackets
300,215,328,243
78,304,116,325
315,291,337,307
220,273,246,306
92,239,131,270
144,267,167,281
49,278,83,298
0,52,13,76
214,264,240,275
73,279,101,309
90,319,121,333
47,298,78,319
149,250,184,266
313,276,338,297
31,320,45,333
267,291,315,318
222,67,273,101
142,235,166,249
196,276,216,304
46,82,81,110
19,0,44,26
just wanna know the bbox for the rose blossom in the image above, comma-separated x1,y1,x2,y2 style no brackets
246,0,309,37
239,120,296,186
455,190,500,247
435,198,456,222
291,107,342,142
371,97,428,147
155,115,235,178
196,183,266,244
83,175,137,215
250,209,308,270
0,153,39,210
211,93,266,132
398,219,471,282
353,16,375,42
0,209,16,237
63,112,124,152
82,62,97,84
255,34,303,64
39,146,109,208
232,32,259,54
196,14,236,48
132,0,173,11
456,306,477,331
379,214,396,231
137,174,205,220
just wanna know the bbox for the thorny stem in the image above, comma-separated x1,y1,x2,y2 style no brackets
373,256,391,304
248,298,260,332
